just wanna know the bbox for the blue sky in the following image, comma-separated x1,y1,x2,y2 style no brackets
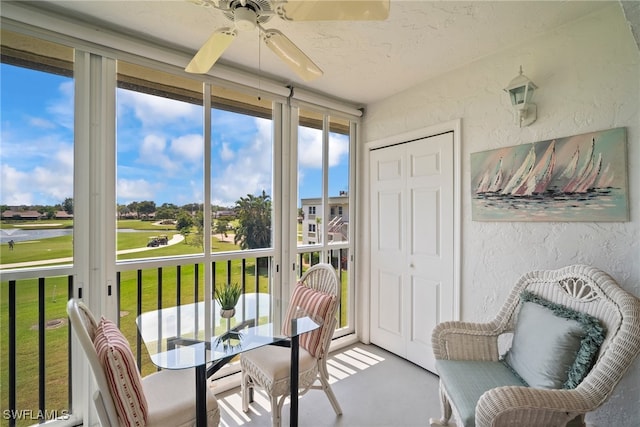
1,63,349,208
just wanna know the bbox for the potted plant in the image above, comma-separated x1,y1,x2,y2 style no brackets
215,282,242,318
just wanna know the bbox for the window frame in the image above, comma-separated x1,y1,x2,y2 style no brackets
0,12,362,425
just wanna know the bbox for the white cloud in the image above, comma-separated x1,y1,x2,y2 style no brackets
297,126,349,169
117,178,156,201
170,134,203,163
298,126,323,168
328,133,349,167
1,149,73,206
1,164,33,205
211,117,273,206
32,165,73,201
55,146,74,170
47,80,74,130
138,134,179,173
28,117,57,129
219,141,235,161
118,89,201,128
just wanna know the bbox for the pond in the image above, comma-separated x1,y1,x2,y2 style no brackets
0,228,74,243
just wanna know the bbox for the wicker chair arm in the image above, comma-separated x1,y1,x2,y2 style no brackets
476,385,592,427
431,320,505,361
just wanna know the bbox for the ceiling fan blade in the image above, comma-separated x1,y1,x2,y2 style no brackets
278,0,390,21
262,29,323,81
185,27,237,74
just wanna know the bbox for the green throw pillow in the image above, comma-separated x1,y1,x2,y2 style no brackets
504,291,605,389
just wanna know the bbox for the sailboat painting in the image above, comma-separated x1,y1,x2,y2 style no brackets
471,127,628,221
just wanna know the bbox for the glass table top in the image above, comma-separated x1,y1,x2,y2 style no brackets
136,293,321,370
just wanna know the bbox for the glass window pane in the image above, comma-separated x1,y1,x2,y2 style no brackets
1,40,75,270
297,108,323,247
211,97,273,252
116,62,204,259
1,31,75,421
328,116,350,244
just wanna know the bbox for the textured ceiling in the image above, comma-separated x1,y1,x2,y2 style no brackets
28,1,615,105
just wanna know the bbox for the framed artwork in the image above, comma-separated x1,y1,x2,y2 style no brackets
471,127,628,222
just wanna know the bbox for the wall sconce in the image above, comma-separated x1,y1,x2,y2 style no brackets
504,66,538,127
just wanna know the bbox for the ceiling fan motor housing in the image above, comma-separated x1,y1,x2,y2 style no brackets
234,6,258,31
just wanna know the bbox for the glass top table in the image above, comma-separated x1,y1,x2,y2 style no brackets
136,293,320,427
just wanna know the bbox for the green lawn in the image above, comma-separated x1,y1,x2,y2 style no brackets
117,219,176,231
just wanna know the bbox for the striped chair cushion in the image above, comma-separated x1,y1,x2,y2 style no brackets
94,317,148,427
282,282,336,357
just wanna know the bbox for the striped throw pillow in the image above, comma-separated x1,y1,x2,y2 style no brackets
282,283,337,357
94,317,148,427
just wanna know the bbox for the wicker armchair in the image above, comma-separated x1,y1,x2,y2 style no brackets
430,265,640,427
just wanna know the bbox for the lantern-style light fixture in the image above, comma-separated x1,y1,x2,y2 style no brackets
504,66,538,127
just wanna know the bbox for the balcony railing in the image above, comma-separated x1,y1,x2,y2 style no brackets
1,251,348,426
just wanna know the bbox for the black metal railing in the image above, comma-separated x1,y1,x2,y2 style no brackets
2,271,74,427
1,250,349,426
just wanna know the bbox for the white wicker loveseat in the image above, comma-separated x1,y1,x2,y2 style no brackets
430,264,640,427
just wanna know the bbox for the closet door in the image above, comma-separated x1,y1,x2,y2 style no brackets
369,132,454,372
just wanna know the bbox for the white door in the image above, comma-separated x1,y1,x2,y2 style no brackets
370,132,455,373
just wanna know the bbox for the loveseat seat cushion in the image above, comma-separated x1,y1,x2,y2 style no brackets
436,360,527,427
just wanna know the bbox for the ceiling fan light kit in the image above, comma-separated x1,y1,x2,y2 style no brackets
185,0,390,80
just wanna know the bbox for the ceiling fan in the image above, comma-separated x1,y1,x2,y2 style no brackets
185,0,390,81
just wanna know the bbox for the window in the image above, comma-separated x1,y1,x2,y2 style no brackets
116,61,204,259
1,18,359,426
211,108,273,252
295,108,354,337
328,116,350,245
1,29,75,422
1,31,75,269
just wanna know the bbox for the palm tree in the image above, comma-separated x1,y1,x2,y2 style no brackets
233,191,271,250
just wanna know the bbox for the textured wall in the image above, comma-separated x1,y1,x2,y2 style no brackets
362,4,639,426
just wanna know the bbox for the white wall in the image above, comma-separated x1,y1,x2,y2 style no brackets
362,4,639,426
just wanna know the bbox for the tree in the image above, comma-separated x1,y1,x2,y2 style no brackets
40,206,56,219
155,203,179,220
117,204,129,219
192,211,204,249
214,219,229,240
63,197,73,214
137,200,156,219
176,212,193,241
181,203,201,214
127,201,140,217
233,190,271,250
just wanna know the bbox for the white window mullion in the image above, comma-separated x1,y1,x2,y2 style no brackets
321,114,330,261
288,105,300,290
203,83,213,339
71,48,92,427
272,101,285,323
72,49,117,427
96,54,118,320
347,120,359,335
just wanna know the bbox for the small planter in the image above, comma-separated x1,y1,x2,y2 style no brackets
220,308,236,319
215,283,241,319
